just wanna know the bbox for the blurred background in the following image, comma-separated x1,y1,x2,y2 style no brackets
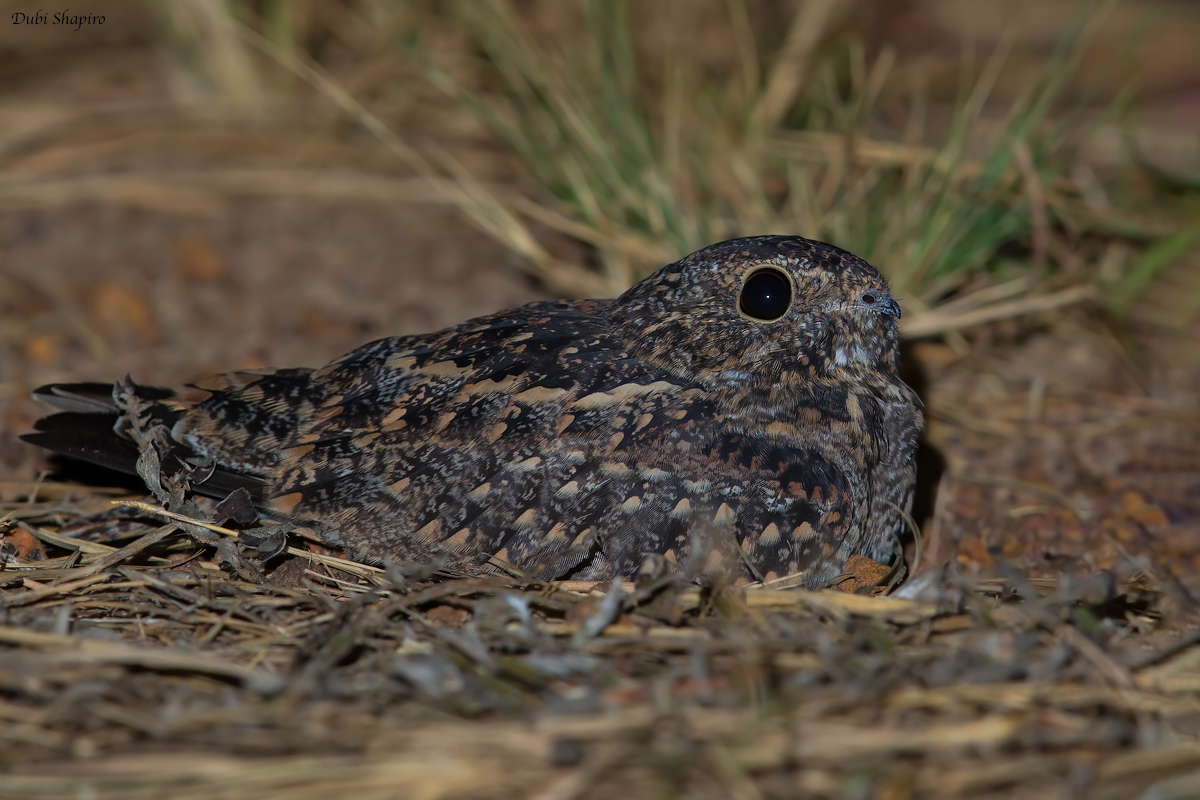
2,0,1198,580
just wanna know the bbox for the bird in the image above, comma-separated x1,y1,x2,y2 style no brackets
23,235,923,587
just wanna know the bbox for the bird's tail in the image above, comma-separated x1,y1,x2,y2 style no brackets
23,382,146,477
22,381,266,500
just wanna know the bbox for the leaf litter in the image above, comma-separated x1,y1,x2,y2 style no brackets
2,464,1200,798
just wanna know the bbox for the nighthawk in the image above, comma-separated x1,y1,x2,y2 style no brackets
24,236,923,587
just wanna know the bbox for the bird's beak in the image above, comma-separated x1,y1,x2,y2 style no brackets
880,294,901,319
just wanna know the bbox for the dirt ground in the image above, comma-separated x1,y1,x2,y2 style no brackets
2,3,1200,798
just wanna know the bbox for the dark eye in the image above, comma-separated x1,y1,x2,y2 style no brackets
860,292,878,305
739,268,792,322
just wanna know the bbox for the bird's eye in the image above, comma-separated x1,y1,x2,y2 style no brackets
860,292,878,305
739,268,792,322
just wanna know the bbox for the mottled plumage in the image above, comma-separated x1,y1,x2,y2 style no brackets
24,236,923,586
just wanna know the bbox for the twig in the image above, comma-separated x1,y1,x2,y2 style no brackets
115,500,387,583
920,472,953,574
55,524,177,584
753,0,842,131
1013,142,1049,268
901,284,1096,338
2,573,111,608
0,626,283,693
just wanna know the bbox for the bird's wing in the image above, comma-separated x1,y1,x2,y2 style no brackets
201,302,860,583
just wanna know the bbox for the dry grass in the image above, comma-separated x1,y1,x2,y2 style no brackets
2,480,1196,799
151,0,1200,326
4,2,1195,321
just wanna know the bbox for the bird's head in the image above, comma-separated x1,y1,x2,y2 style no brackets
613,236,902,386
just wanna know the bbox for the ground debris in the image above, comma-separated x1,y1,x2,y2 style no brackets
0,489,1197,800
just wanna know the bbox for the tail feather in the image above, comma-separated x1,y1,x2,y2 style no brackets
30,381,175,414
31,382,122,414
22,411,142,476
22,382,267,502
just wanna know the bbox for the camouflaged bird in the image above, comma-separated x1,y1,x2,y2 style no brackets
24,236,923,587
